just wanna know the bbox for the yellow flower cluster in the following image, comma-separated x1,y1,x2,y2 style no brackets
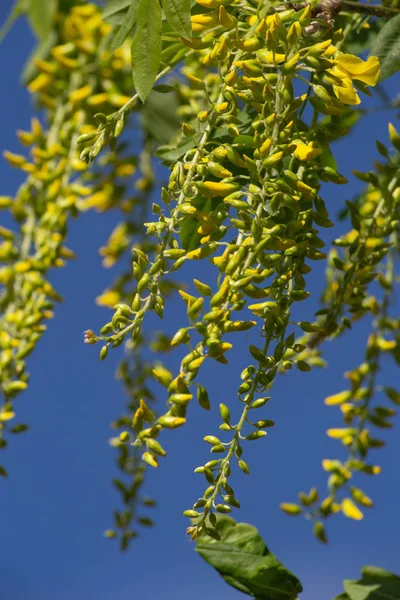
283,124,400,540
85,0,384,542
0,3,135,455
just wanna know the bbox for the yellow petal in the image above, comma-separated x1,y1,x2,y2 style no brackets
293,141,322,161
326,428,351,439
325,391,352,405
0,411,16,422
333,76,360,105
341,498,363,520
257,49,286,64
336,54,380,86
96,290,120,308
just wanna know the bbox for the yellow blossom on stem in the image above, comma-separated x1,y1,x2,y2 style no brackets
96,290,121,308
330,54,380,105
331,71,361,105
293,141,322,161
336,54,380,86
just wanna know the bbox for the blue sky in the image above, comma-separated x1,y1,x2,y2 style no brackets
0,3,399,599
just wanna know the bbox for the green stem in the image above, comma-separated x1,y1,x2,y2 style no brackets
342,0,400,17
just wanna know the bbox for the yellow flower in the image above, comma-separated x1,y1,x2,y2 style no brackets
326,428,352,439
329,54,380,105
341,498,363,520
257,49,286,64
325,391,352,405
336,54,380,86
332,72,360,105
293,141,322,161
0,411,16,422
96,290,120,308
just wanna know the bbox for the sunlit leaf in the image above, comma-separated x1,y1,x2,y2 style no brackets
370,14,400,82
343,566,400,600
28,0,57,41
131,0,162,102
103,0,131,22
196,516,302,599
162,0,191,38
111,0,139,51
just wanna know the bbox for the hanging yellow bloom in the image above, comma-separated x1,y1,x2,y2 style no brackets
96,289,120,308
257,49,286,64
329,54,380,105
331,71,361,105
336,54,380,86
0,410,16,422
293,141,322,161
341,498,363,520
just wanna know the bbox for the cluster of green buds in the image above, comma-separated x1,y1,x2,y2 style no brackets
0,2,140,470
86,0,385,540
104,345,161,550
281,125,400,542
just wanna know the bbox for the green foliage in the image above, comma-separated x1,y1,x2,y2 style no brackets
140,89,181,143
102,0,131,25
335,566,400,600
196,516,302,599
1,0,400,568
0,0,24,44
110,0,139,50
163,0,192,38
28,0,57,40
370,14,400,81
131,0,162,101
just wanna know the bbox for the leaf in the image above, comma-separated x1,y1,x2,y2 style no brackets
111,0,139,51
28,0,57,41
22,32,57,83
318,145,337,170
0,0,24,44
336,15,383,55
153,84,177,93
343,567,400,600
141,88,181,144
370,14,400,82
162,0,191,38
131,0,162,102
103,0,131,22
155,136,194,164
195,516,303,600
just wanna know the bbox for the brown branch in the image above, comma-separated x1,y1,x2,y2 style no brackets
280,0,400,23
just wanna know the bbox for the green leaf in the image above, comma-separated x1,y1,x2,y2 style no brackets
153,84,177,93
103,0,131,22
155,136,194,164
344,18,385,55
131,0,162,102
370,14,400,82
0,0,24,44
141,88,181,144
318,144,337,170
343,566,400,600
111,0,139,51
162,0,191,37
28,0,57,41
195,516,303,600
21,32,57,83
